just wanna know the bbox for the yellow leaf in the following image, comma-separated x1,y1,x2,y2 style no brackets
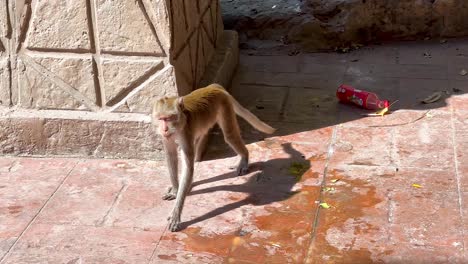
330,179,339,183
324,187,335,192
375,107,389,116
363,100,398,117
288,162,309,181
231,237,245,251
269,242,281,248
412,183,422,188
319,202,331,209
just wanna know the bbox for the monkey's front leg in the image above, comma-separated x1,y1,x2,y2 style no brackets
168,140,194,232
162,139,179,200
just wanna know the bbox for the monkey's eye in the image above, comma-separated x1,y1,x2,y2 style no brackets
159,115,177,122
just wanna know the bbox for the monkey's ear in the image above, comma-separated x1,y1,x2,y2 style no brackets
177,97,185,110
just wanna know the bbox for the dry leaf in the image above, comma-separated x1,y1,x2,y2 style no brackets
319,202,331,209
231,237,245,251
324,187,336,192
269,242,281,248
412,183,422,188
288,162,309,181
365,107,388,116
422,92,442,104
460,69,468,76
330,179,340,183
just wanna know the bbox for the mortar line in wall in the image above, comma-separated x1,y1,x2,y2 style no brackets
18,0,36,53
23,49,164,62
14,0,31,53
137,0,166,57
106,63,173,112
87,0,106,109
8,0,20,107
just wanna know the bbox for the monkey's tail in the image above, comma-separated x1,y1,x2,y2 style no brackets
228,95,276,134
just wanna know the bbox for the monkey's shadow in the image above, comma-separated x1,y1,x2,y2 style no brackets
180,142,310,229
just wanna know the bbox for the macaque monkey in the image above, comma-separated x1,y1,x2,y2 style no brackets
152,83,275,231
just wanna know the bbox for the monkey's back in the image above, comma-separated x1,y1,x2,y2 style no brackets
182,85,227,112
182,84,231,136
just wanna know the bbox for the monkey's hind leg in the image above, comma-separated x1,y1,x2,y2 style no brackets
218,108,249,175
194,134,209,162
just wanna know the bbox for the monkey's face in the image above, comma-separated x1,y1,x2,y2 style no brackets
157,114,184,138
152,97,186,138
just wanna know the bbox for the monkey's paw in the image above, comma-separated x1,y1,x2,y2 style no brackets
236,159,249,175
162,187,177,200
237,166,248,176
168,216,181,232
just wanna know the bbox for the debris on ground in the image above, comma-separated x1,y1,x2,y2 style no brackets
412,184,422,188
362,100,398,117
369,110,433,128
453,87,462,93
288,162,309,181
459,69,467,76
319,202,331,209
337,84,389,110
421,92,442,104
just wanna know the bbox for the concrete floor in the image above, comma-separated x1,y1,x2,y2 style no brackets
1,39,468,263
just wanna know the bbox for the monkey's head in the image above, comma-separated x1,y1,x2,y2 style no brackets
152,96,187,139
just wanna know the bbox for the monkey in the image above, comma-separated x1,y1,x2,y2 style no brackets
152,83,275,231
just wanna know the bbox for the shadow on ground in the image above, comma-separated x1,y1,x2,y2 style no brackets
181,143,309,229
203,39,468,160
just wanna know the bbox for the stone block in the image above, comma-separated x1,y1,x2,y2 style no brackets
95,121,163,159
96,0,164,55
0,118,46,155
123,64,178,113
17,59,90,110
27,0,91,50
101,58,164,105
0,0,7,39
0,111,163,160
0,58,10,106
43,119,105,156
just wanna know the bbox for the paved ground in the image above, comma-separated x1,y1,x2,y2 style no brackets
1,39,468,263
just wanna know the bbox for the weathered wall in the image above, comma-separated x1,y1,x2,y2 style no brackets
222,0,468,53
0,0,238,159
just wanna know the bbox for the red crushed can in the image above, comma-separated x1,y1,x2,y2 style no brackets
336,84,389,110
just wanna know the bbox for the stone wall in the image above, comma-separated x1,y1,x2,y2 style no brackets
222,0,468,53
0,0,239,159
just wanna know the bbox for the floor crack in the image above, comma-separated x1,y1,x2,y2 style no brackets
0,160,81,263
97,181,128,227
305,125,338,263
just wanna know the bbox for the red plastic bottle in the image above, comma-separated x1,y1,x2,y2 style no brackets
336,84,389,110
